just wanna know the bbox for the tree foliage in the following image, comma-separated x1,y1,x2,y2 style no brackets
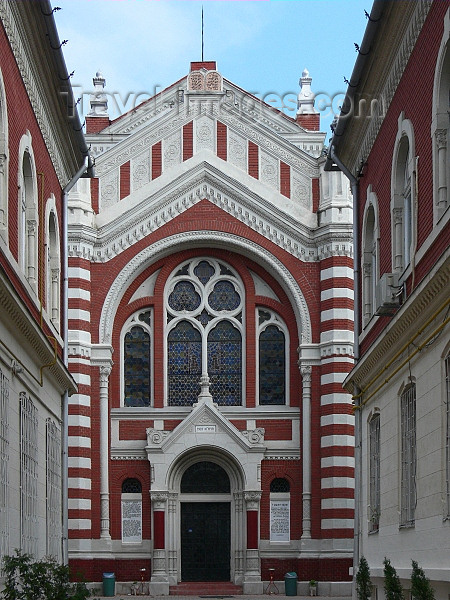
0,550,91,600
410,560,435,600
356,556,372,600
383,557,405,600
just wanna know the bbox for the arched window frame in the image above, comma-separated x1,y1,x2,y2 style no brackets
45,196,60,331
367,409,381,533
120,309,153,407
164,257,245,407
391,115,416,278
18,132,38,293
256,308,289,406
361,186,379,326
432,8,450,224
0,67,8,242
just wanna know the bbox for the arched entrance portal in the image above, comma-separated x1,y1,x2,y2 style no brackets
180,461,231,581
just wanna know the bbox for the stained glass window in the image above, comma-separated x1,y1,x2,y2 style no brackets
208,281,240,312
165,258,244,406
168,281,201,312
259,324,285,405
124,326,151,407
208,321,241,406
168,321,202,406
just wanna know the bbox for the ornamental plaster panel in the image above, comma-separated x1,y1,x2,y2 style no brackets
98,231,312,346
195,115,215,153
100,170,119,210
163,130,182,170
228,131,247,171
291,171,312,210
259,151,279,190
132,150,151,191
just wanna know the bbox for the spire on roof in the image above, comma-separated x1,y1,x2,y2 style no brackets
88,71,109,117
297,68,318,115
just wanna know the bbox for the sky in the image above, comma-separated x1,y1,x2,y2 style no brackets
54,0,370,142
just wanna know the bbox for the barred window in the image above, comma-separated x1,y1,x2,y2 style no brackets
46,419,61,560
368,413,380,533
20,393,38,556
270,478,290,493
400,384,416,527
446,353,450,517
0,368,9,567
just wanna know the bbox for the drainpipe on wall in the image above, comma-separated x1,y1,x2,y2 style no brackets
329,146,361,597
61,157,92,564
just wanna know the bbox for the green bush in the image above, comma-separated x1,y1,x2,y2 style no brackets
383,557,405,600
356,556,372,600
411,560,435,600
0,550,90,600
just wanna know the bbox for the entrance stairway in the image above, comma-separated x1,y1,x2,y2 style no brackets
169,581,243,596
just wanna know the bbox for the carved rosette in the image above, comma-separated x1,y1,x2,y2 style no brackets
146,428,169,446
244,491,262,511
242,428,265,445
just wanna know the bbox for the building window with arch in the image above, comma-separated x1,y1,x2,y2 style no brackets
269,477,290,542
46,204,60,330
165,258,243,407
432,9,449,222
122,310,152,407
121,478,142,544
400,383,416,527
0,67,8,241
391,117,415,275
257,309,288,405
368,411,380,533
362,190,379,325
0,368,9,564
20,393,38,556
18,135,38,292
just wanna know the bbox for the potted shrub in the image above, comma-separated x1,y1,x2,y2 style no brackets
309,579,318,596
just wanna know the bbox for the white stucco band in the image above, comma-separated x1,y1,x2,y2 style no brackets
98,231,312,346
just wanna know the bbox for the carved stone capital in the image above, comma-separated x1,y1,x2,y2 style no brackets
244,491,262,510
436,129,447,149
150,491,169,509
300,364,312,382
99,364,112,384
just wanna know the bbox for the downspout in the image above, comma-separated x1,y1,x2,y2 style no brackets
330,146,361,596
61,157,90,564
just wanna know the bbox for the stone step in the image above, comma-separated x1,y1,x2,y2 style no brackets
169,581,243,596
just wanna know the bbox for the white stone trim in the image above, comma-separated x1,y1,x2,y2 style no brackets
68,266,91,281
68,477,92,490
68,414,91,428
320,414,354,427
68,519,91,530
321,477,355,489
98,231,312,345
68,436,91,448
320,266,354,281
321,435,354,448
321,456,355,469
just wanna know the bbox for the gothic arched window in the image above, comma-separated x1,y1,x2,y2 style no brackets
258,309,287,405
165,258,243,406
122,310,152,406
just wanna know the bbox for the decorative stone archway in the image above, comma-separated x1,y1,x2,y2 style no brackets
146,383,266,595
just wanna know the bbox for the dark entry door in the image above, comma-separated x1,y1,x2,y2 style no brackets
181,502,230,581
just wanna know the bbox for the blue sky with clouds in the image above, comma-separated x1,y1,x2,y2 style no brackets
55,0,370,141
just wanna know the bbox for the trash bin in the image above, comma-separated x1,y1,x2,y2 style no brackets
284,572,298,596
102,572,115,597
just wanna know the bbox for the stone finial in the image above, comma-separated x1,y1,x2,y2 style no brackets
88,71,108,116
297,67,318,115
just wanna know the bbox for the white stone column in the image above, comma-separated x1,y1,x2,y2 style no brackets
149,491,170,596
243,491,263,595
301,365,312,539
436,129,447,213
99,365,112,541
26,219,36,286
393,207,403,271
